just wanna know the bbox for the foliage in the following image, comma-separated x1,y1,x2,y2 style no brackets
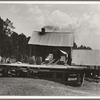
0,17,30,60
73,42,92,50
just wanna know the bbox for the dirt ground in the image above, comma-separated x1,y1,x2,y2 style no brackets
0,78,100,96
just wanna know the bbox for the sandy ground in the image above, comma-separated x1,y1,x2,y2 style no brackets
0,78,99,96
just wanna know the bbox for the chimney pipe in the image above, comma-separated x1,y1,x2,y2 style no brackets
39,28,45,35
41,28,45,32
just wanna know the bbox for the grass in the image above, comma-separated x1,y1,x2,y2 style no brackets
0,77,99,96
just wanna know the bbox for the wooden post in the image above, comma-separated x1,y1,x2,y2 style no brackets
77,73,81,86
4,67,8,77
30,45,32,57
53,72,56,79
68,47,72,65
81,73,85,86
77,72,85,86
70,47,72,65
93,66,97,78
98,66,100,78
62,71,66,83
26,67,30,77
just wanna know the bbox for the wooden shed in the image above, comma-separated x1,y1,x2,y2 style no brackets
72,50,100,77
28,28,74,65
72,50,100,66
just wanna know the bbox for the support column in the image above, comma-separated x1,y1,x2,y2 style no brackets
29,45,32,57
3,67,8,77
98,66,100,78
61,71,66,83
53,72,57,79
26,67,30,77
93,66,97,78
77,72,85,86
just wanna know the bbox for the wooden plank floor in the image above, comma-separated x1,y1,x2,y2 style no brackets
0,63,87,69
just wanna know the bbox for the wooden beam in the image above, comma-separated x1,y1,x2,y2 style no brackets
29,45,32,57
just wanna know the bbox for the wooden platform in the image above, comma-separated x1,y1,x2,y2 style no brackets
0,63,86,86
0,63,87,70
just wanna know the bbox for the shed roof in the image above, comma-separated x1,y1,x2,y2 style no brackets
28,31,74,47
72,50,100,66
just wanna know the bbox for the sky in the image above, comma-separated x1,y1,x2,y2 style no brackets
0,2,100,50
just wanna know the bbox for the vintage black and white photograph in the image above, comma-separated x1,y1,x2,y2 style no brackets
0,1,100,97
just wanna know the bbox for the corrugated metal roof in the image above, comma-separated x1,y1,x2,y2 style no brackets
72,50,100,66
28,31,74,47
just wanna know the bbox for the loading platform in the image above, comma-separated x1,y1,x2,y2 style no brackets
0,63,87,86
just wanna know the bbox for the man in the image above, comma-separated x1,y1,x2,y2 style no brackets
53,49,62,64
53,49,68,65
45,53,53,64
59,50,68,65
